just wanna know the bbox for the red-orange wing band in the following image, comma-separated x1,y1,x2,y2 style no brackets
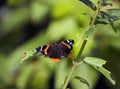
50,58,61,62
61,41,71,49
44,45,50,55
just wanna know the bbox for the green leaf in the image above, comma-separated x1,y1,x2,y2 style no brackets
84,57,116,85
110,16,120,22
100,11,120,22
96,11,118,32
74,76,90,89
20,49,36,64
84,57,107,67
79,0,96,11
107,9,120,16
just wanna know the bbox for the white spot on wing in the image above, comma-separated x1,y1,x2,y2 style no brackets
40,46,43,52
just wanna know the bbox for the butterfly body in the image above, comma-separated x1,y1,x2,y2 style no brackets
36,39,74,62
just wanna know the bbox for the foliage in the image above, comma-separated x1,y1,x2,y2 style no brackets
0,0,120,89
84,57,115,85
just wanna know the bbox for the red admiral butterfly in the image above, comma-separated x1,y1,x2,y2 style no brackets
36,39,74,62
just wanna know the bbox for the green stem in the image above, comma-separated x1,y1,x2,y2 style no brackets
62,64,77,89
90,0,103,28
61,0,103,89
76,40,87,62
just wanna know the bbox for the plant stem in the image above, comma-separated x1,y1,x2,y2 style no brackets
90,0,103,28
61,0,103,89
62,64,77,89
76,40,87,62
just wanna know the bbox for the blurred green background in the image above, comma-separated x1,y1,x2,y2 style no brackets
0,0,120,89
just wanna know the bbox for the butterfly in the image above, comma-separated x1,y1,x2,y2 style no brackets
35,39,74,62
